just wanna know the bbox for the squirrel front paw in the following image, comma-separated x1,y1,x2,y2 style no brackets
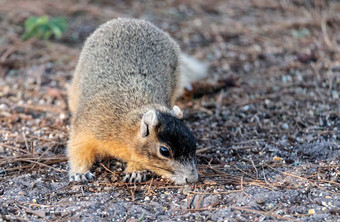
123,171,147,183
69,171,95,182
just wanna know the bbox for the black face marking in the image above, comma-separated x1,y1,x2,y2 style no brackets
156,112,196,161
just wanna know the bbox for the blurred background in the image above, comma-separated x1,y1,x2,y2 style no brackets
0,0,339,221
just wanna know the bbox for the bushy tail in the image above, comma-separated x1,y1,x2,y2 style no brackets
178,53,208,96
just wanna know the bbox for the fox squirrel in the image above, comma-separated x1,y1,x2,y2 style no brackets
67,18,205,184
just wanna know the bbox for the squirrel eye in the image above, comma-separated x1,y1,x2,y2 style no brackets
159,146,170,158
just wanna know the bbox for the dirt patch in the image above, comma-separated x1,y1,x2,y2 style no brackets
0,0,339,221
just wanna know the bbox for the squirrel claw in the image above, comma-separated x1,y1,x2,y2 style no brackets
70,171,95,182
123,171,147,183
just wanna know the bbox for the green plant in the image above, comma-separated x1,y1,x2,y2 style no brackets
291,28,310,39
138,212,145,222
22,16,67,40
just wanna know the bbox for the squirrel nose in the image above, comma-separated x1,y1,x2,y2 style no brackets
184,169,198,183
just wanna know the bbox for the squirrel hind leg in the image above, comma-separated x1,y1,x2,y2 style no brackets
67,130,97,182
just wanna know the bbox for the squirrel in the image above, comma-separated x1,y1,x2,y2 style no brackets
67,18,206,184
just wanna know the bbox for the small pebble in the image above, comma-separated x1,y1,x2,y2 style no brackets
308,209,315,214
104,187,112,191
281,123,289,130
267,203,274,210
241,105,249,111
256,198,265,204
182,187,191,195
18,191,26,196
273,156,283,161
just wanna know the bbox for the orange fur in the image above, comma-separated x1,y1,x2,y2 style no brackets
67,124,146,175
67,130,97,175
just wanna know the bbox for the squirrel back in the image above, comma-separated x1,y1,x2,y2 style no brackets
69,18,180,116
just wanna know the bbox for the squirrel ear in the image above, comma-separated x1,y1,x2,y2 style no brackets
171,105,183,119
140,110,158,137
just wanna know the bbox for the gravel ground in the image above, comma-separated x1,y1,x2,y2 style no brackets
0,0,339,221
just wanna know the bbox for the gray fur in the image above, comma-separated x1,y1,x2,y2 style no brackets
71,18,181,139
169,160,198,184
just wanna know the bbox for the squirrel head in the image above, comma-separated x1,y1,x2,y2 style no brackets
135,106,198,184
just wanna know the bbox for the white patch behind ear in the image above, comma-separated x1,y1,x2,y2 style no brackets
140,110,158,137
171,105,183,119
